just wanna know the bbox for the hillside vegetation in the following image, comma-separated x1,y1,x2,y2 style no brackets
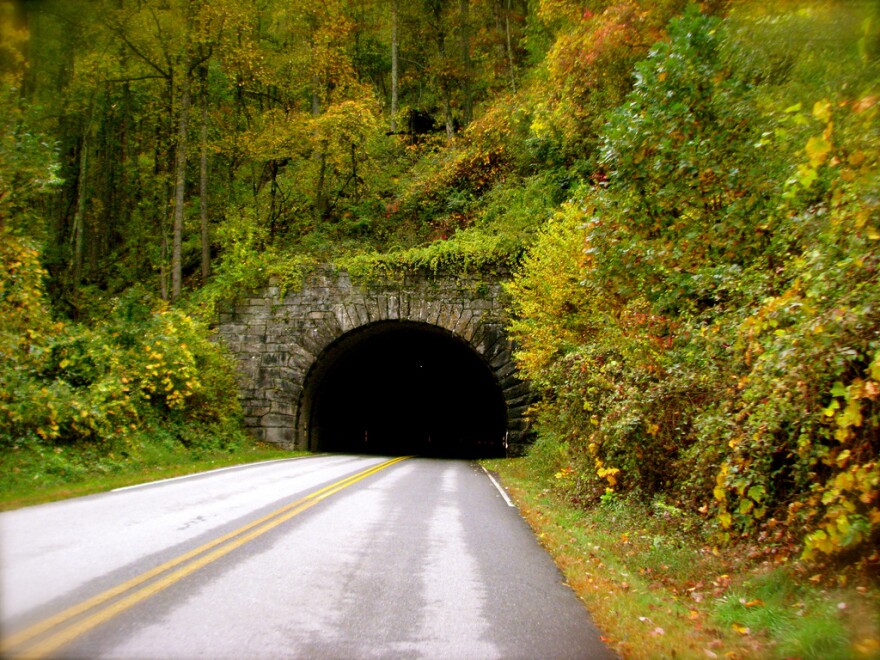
2,0,879,574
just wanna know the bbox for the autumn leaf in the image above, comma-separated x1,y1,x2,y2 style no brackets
812,99,832,123
805,135,832,168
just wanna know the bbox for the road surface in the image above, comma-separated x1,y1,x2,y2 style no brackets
1,455,613,659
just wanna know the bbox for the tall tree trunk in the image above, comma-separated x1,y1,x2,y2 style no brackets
315,140,329,219
311,77,321,116
70,130,88,290
435,28,454,139
390,0,399,132
160,233,169,302
199,67,210,283
351,142,358,202
171,58,191,302
312,77,328,220
459,0,472,126
505,0,517,93
442,88,454,139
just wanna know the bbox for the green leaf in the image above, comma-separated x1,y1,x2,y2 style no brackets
830,381,847,398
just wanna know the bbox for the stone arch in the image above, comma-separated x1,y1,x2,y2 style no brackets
215,267,533,456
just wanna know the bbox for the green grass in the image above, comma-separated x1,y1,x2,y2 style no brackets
484,456,880,660
0,435,306,511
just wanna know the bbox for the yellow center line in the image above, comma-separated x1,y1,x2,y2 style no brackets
3,456,410,659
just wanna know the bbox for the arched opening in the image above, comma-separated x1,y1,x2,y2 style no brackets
300,321,508,458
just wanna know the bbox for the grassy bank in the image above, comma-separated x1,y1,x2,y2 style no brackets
485,457,880,660
0,436,304,511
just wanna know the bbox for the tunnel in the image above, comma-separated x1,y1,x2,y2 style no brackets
300,321,508,458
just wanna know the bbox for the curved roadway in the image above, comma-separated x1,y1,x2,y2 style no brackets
1,455,613,659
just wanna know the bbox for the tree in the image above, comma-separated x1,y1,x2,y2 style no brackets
390,0,399,132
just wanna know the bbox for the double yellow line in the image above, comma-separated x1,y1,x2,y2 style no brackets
2,456,410,659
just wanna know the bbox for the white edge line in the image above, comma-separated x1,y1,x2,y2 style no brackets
481,466,515,507
112,457,304,492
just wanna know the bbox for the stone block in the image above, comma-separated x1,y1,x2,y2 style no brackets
243,403,270,417
261,412,295,427
507,403,533,419
333,303,354,333
264,426,296,448
268,400,296,416
352,302,369,327
507,418,530,431
376,294,388,319
387,294,400,320
365,297,382,322
504,381,532,400
493,359,518,381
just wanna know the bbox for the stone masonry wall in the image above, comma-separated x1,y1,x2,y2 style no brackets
214,266,533,455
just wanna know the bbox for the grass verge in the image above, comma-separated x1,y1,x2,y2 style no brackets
483,456,880,660
0,436,305,511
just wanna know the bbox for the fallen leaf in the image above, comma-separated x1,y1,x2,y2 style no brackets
732,623,750,636
855,639,880,654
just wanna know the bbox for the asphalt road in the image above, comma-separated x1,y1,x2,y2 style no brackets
0,455,614,659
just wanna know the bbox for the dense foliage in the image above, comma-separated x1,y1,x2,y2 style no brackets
1,228,246,471
508,4,880,566
2,0,879,569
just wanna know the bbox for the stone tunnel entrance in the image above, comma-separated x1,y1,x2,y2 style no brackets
216,267,533,454
299,321,508,458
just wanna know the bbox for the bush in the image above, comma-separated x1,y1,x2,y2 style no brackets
1,235,245,456
509,4,880,566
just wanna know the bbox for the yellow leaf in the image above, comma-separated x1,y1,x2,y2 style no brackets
835,472,855,491
806,135,832,168
732,623,750,636
813,99,832,123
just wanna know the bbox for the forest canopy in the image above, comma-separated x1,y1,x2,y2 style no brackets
2,0,879,566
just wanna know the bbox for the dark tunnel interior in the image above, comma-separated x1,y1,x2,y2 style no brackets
305,321,508,458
